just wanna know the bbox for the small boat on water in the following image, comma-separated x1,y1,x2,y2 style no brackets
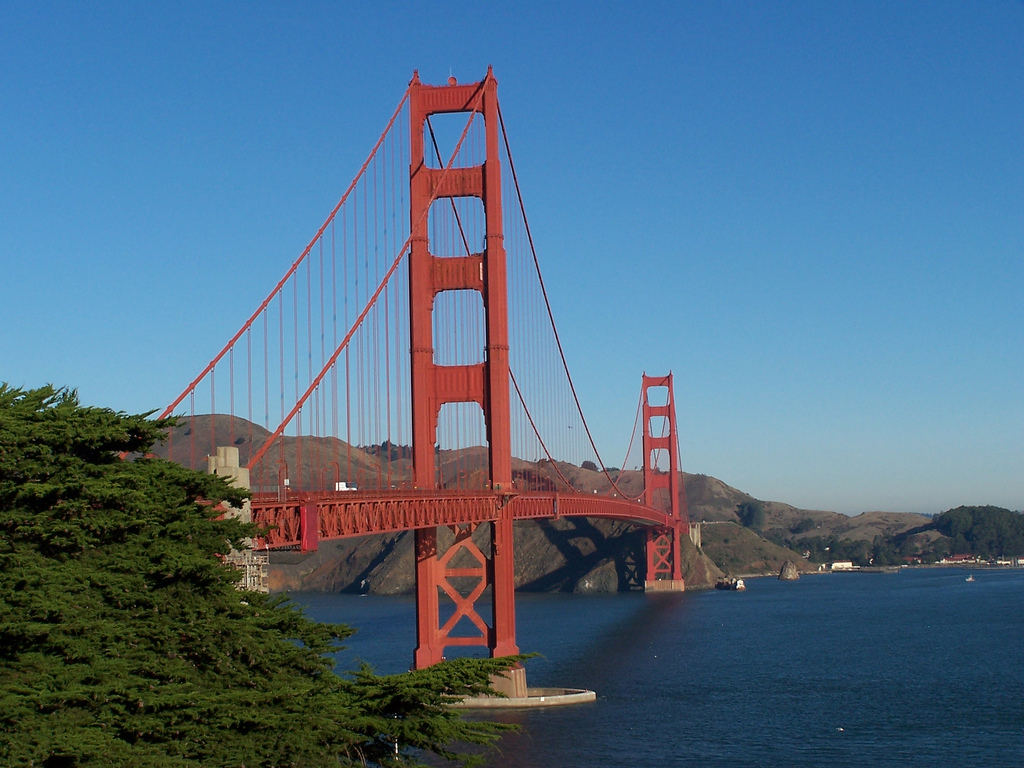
965,574,975,582
716,577,746,591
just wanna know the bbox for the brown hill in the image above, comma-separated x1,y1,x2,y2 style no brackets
684,474,754,521
700,522,816,577
153,415,927,592
824,511,933,540
759,505,932,544
151,414,392,491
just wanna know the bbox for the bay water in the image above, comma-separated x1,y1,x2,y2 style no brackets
290,567,1023,766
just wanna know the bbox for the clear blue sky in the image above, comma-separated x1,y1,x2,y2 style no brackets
2,2,1022,516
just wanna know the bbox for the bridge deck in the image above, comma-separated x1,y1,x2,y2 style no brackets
251,490,679,550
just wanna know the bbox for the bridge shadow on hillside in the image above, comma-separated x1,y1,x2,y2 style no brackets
517,518,646,592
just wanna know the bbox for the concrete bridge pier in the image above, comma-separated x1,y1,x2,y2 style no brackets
645,579,686,592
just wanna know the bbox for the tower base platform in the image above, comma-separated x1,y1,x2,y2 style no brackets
645,579,686,592
454,667,596,708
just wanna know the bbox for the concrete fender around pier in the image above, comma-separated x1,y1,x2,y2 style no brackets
454,687,597,709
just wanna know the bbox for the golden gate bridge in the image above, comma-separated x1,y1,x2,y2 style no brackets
157,68,688,696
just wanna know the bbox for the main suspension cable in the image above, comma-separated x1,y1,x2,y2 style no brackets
498,102,643,502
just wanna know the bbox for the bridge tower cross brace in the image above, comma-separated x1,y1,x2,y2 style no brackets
642,373,687,591
407,69,520,676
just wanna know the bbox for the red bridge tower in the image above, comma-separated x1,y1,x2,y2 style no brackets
642,373,687,591
407,69,522,692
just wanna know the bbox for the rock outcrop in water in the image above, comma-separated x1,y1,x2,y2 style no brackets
778,560,800,580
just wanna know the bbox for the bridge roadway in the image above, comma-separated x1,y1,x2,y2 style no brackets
251,489,677,551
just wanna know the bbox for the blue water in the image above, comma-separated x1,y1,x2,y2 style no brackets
290,568,1024,767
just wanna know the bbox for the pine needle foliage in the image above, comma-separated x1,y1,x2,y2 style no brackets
0,385,515,767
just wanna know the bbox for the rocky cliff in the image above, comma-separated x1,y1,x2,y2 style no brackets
269,517,725,594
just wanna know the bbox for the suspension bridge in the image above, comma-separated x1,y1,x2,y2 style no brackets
158,68,689,696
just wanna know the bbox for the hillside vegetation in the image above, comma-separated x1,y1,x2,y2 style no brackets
898,505,1024,561
746,500,1024,567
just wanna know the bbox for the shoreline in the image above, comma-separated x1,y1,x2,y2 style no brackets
725,561,1023,583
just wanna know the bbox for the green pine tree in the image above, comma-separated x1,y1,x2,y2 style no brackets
0,385,515,767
